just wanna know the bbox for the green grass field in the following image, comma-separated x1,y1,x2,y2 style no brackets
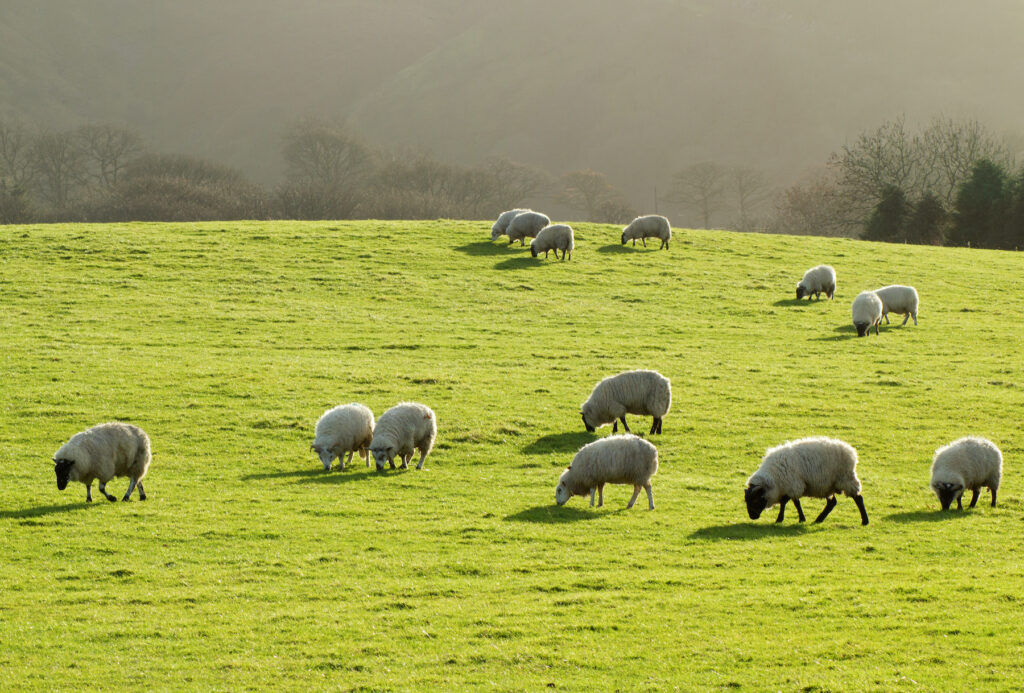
2,220,1023,691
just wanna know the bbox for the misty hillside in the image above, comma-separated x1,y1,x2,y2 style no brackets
2,0,1022,213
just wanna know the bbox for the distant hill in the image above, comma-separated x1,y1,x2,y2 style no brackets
2,0,1022,218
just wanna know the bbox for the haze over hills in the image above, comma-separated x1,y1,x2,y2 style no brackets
2,0,1022,217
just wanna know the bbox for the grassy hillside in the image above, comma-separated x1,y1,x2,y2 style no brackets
1,220,1023,690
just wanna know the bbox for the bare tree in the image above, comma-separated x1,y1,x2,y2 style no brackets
665,162,726,228
0,120,35,190
482,156,550,211
77,124,145,191
769,169,859,237
279,120,374,219
557,169,628,221
728,165,773,230
919,116,1012,206
29,130,86,209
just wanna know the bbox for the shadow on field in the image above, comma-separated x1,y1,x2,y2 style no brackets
811,324,862,341
773,298,822,307
0,503,93,519
596,244,633,254
453,241,509,257
885,509,971,523
504,505,604,523
688,522,809,540
241,468,325,482
301,468,404,484
522,431,598,455
493,257,537,270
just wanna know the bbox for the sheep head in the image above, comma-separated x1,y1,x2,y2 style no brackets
932,480,964,510
580,409,596,433
744,481,771,520
53,458,76,490
796,284,807,300
371,447,394,472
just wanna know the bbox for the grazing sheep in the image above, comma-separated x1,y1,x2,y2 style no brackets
581,369,671,435
506,211,550,247
531,224,574,260
744,437,868,525
311,403,374,471
930,437,1002,510
874,285,919,326
52,422,152,502
491,208,530,241
555,434,658,510
796,265,836,300
852,291,883,337
621,215,671,250
369,402,437,472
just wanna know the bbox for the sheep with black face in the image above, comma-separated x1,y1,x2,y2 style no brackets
930,437,1002,511
851,291,883,337
621,215,671,250
795,265,836,300
53,422,152,502
744,437,868,526
581,369,671,436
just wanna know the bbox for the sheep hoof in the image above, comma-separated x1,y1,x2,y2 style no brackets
139,494,147,501
104,495,117,502
121,496,131,502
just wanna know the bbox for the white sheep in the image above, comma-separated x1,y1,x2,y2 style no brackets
795,265,836,300
852,290,883,337
930,437,1002,510
52,422,152,502
530,224,574,260
555,434,658,510
369,402,437,471
621,215,671,250
581,369,671,435
506,211,550,247
491,208,530,241
873,285,919,326
311,403,374,471
744,437,869,525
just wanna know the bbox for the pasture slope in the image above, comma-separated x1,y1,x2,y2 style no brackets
1,220,1023,691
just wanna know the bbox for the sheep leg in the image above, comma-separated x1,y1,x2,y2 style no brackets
85,482,93,503
912,314,917,326
416,450,427,470
400,454,411,470
644,482,654,510
98,482,117,502
812,496,836,523
589,488,597,507
632,239,637,246
956,495,963,510
641,238,647,247
969,488,980,508
136,481,146,501
901,313,910,326
388,457,396,470
122,478,138,502
597,484,604,507
853,494,869,525
619,416,630,433
649,417,663,435
660,239,667,250
775,496,789,523
612,420,618,433
792,498,806,522
991,488,997,507
883,312,890,324
657,418,663,434
626,485,642,509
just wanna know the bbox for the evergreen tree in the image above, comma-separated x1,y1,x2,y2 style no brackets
950,159,1010,248
904,193,947,245
862,185,908,242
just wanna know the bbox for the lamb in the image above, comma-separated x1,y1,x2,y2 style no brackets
621,214,671,250
930,436,1002,510
311,403,374,471
852,290,883,337
491,208,530,241
581,369,671,435
530,223,574,260
744,437,868,525
506,211,550,247
555,434,658,510
795,265,836,300
873,285,919,326
52,422,152,502
369,402,437,471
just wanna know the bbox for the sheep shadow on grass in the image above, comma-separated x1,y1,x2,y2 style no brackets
688,522,809,541
300,468,411,484
241,468,325,482
493,256,538,270
595,244,633,254
453,241,510,257
0,503,93,519
885,509,972,523
522,431,598,455
772,298,825,307
503,505,605,523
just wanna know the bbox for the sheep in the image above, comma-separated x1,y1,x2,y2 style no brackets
852,290,883,337
491,208,530,241
52,422,152,502
930,437,1002,510
581,369,671,435
873,285,919,326
311,403,374,471
506,211,550,247
530,223,574,260
621,214,671,250
369,402,437,472
744,437,868,525
795,265,836,300
555,434,658,510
